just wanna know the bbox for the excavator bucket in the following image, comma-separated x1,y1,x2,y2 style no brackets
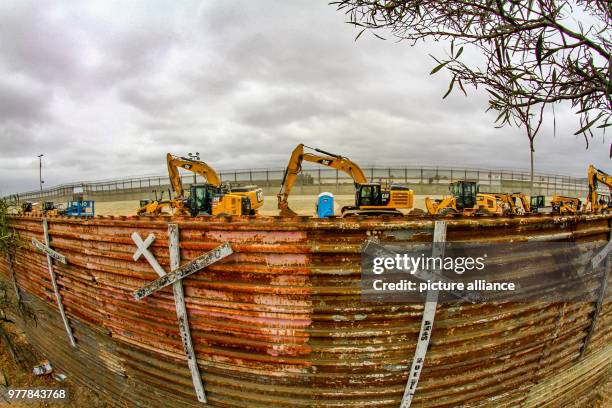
279,207,298,217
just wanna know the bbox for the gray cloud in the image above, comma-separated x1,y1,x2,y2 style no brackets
0,0,609,196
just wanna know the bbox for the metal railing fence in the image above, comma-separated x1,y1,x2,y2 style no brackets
8,165,591,201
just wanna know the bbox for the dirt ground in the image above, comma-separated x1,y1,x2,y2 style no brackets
95,195,432,217
0,319,110,407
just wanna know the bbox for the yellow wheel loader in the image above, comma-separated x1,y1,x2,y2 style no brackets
425,181,504,216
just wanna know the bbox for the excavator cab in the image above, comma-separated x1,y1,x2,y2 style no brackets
530,195,546,212
450,181,477,210
356,184,386,207
188,184,221,216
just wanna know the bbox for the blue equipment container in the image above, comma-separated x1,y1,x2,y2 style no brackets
316,192,334,218
65,200,95,217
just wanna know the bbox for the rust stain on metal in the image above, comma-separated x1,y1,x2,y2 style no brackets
0,213,609,407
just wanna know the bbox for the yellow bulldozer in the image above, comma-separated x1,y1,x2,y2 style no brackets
277,144,414,217
138,153,264,216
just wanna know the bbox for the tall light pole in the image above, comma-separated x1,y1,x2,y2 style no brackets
37,154,44,202
188,152,200,184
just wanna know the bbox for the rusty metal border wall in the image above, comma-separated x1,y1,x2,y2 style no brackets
0,214,610,407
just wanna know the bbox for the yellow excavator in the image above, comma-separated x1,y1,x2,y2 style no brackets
510,192,532,214
277,144,413,217
138,154,264,216
551,196,582,215
425,181,506,216
584,164,612,213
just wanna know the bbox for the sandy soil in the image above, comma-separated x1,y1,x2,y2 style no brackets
95,195,431,217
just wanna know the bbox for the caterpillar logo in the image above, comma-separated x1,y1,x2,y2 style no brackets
318,159,332,166
182,164,192,170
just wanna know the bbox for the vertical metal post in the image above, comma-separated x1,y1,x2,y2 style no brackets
400,221,447,408
168,224,207,403
5,252,20,302
336,170,339,193
580,219,611,357
43,219,76,348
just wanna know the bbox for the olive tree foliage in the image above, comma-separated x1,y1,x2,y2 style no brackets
333,0,612,155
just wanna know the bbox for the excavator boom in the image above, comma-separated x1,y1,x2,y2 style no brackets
585,165,612,213
166,153,221,198
277,144,368,214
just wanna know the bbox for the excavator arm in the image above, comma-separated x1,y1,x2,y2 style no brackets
586,165,612,213
166,153,222,198
277,144,368,215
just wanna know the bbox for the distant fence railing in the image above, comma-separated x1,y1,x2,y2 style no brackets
7,165,591,201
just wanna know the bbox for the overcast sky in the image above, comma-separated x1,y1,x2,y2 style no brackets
0,0,609,195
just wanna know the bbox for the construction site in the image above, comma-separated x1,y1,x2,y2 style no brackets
0,1,611,407
0,145,610,407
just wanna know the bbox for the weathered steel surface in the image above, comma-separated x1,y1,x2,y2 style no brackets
0,213,610,408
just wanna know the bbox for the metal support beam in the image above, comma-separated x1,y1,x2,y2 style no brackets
168,224,207,403
580,219,611,357
41,219,76,348
5,252,20,302
400,221,447,408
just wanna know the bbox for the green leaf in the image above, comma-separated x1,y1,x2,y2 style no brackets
536,32,544,66
354,28,366,42
443,76,455,99
430,61,449,75
486,88,502,100
458,79,467,96
574,113,603,135
455,46,464,59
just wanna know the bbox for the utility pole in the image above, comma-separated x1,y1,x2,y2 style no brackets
37,154,44,202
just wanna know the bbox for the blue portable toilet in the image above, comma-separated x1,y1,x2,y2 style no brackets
316,192,334,218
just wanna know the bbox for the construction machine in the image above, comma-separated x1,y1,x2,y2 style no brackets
277,144,413,217
551,196,582,215
22,201,65,216
425,181,506,216
137,154,263,216
509,192,532,214
584,165,612,213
